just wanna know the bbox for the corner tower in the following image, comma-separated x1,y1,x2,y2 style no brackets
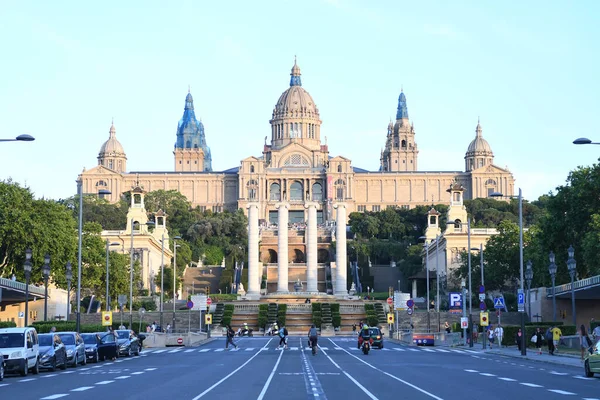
98,121,127,173
269,58,322,151
380,90,419,172
174,90,212,172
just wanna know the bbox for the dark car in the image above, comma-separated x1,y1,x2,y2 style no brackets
96,332,119,361
0,358,4,381
115,330,140,357
38,334,67,371
369,327,384,349
81,333,101,363
56,332,86,367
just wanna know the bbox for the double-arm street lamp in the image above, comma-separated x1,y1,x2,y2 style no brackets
66,262,72,321
24,249,33,327
0,134,35,142
491,188,526,356
42,254,51,321
525,260,533,319
567,245,577,326
105,240,119,311
548,252,557,322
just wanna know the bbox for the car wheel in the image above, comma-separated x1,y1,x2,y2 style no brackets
71,357,77,368
585,360,594,377
128,348,132,357
82,354,87,366
0,362,4,381
32,359,39,375
50,357,57,372
380,343,384,349
20,362,28,377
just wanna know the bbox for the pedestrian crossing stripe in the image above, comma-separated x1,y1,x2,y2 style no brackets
245,348,255,351
184,349,195,353
146,346,472,354
199,349,211,352
153,349,167,353
393,348,405,351
230,348,240,352
214,348,225,352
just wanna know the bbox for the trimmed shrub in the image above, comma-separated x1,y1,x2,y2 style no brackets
0,321,17,328
330,303,340,313
258,309,268,329
277,304,287,326
259,304,269,312
312,302,321,312
313,311,322,327
224,304,235,312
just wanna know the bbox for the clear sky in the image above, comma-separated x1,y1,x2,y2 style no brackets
1,1,599,202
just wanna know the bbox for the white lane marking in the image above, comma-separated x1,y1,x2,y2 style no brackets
79,368,90,371
90,365,102,368
498,377,517,381
328,339,443,400
349,347,360,351
0,383,9,387
393,348,405,351
40,395,68,399
583,398,600,400
230,348,240,352
436,349,450,353
548,389,575,395
245,348,255,351
95,380,114,385
199,349,211,353
145,368,157,371
115,376,131,380
319,347,329,350
422,349,435,352
464,369,479,373
63,371,75,374
71,387,94,392
184,349,195,353
334,347,343,350
408,348,420,352
550,371,569,375
320,346,378,399
19,378,36,382
480,373,496,377
153,349,167,353
214,348,225,352
290,347,299,351
114,360,123,363
168,349,182,353
573,376,594,380
256,344,285,400
520,383,543,387
464,350,479,354
131,372,145,375
41,373,57,378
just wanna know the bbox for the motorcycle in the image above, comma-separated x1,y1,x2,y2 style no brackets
237,328,253,337
362,340,371,355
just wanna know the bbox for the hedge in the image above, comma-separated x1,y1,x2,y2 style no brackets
500,324,577,348
277,304,287,326
221,310,233,327
312,303,321,312
313,311,322,327
330,303,340,313
224,304,235,312
258,309,268,329
259,304,269,312
0,321,17,328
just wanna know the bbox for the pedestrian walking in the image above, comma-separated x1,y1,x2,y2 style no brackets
225,324,238,349
352,323,357,335
277,325,288,350
515,328,523,352
545,326,555,355
488,325,495,348
494,324,504,348
580,324,593,361
444,321,451,334
551,325,562,354
533,327,543,355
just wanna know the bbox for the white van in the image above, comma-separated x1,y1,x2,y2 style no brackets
0,327,39,376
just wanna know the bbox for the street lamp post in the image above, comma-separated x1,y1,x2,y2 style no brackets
24,249,32,327
0,134,35,142
172,236,182,331
105,240,119,311
548,252,557,322
573,138,600,145
419,236,431,333
525,260,533,320
128,219,155,328
160,233,165,331
42,254,51,322
461,278,467,346
435,235,440,313
567,245,577,326
66,262,72,322
471,245,484,349
491,188,526,356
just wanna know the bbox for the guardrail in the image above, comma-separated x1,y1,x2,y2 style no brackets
0,277,46,296
552,274,600,296
395,331,462,347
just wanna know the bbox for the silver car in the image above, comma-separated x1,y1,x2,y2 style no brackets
56,332,86,367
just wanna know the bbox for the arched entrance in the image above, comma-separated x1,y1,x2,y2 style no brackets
291,249,305,263
317,248,329,263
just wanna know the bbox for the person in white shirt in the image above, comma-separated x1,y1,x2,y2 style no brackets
592,325,600,339
494,325,504,348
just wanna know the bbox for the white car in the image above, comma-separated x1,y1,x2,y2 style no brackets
0,327,40,376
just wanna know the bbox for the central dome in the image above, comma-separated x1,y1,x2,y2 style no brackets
272,60,319,120
99,122,125,157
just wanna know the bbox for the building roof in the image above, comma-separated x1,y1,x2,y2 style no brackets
466,120,494,157
98,122,126,158
272,59,319,120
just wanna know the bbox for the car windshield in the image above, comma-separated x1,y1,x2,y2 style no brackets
81,334,97,345
38,335,53,347
369,328,380,335
100,333,115,344
0,333,24,348
58,334,75,345
116,331,129,339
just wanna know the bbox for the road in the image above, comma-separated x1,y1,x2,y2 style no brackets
2,336,598,400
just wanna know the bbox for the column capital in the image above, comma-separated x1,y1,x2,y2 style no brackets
246,202,260,210
304,201,319,209
275,202,290,210
333,202,347,210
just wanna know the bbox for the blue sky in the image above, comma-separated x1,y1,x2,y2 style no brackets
1,1,599,202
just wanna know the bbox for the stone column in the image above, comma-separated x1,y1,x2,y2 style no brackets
334,203,347,296
276,202,289,292
247,203,260,297
305,202,318,292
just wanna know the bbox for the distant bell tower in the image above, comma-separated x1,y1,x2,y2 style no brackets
380,90,419,172
173,89,212,172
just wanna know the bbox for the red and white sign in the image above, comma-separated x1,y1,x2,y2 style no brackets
460,317,469,329
177,337,183,345
386,297,393,305
206,297,212,306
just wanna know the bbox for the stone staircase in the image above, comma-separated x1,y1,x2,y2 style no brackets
284,310,314,335
339,312,367,334
182,267,222,296
231,305,259,333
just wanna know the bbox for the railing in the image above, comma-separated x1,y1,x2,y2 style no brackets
551,274,600,296
286,304,312,312
234,304,259,312
339,304,366,313
470,228,498,235
0,277,45,296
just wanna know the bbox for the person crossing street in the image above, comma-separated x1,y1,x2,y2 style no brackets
225,324,238,350
277,325,289,350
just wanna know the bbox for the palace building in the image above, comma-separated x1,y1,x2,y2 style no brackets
79,59,515,225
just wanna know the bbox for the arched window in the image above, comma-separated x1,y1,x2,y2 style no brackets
250,165,255,173
453,219,462,230
96,180,107,187
290,181,303,201
337,164,342,173
270,183,281,201
312,182,323,201
401,139,406,148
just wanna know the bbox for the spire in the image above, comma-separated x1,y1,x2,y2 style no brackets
109,119,116,138
185,90,194,110
396,89,409,120
290,56,302,87
476,118,483,138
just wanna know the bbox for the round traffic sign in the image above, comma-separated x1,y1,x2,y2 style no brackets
206,297,212,305
407,308,413,315
187,301,194,309
104,315,110,321
177,337,183,345
479,301,486,310
387,297,393,305
406,299,414,308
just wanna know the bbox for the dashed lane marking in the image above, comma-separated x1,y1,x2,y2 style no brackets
480,373,496,377
393,348,405,351
71,387,94,392
214,348,225,352
548,389,575,395
115,376,131,380
95,380,114,385
464,369,479,373
498,378,517,381
184,349,195,353
41,374,57,378
168,349,182,353
131,372,145,375
549,371,569,375
145,368,157,371
19,378,36,382
153,350,167,353
245,348,255,351
199,349,211,353
520,383,543,388
0,384,10,388
573,376,595,380
40,395,68,399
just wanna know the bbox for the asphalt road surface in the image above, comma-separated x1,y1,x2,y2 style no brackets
2,336,599,400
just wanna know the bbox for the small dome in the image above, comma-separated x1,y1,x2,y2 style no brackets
466,121,493,156
99,122,126,157
272,60,319,120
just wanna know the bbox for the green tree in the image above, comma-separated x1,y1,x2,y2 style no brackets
59,195,128,230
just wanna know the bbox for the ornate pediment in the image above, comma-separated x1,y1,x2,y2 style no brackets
472,164,510,174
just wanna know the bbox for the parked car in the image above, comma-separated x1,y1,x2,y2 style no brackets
0,327,40,376
38,334,67,371
81,333,101,363
56,332,86,367
115,330,140,357
94,332,119,361
0,358,4,381
369,327,384,349
584,338,600,377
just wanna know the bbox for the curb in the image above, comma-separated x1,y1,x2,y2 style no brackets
485,350,581,368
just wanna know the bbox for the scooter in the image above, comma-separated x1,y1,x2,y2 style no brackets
237,328,253,337
362,340,371,355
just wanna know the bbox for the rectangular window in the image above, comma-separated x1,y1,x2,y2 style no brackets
401,205,409,210
372,205,381,212
199,206,206,212
357,205,366,212
212,205,222,213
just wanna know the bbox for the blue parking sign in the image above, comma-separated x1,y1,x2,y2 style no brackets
518,292,525,304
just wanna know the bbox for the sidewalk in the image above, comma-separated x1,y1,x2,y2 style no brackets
477,345,583,368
